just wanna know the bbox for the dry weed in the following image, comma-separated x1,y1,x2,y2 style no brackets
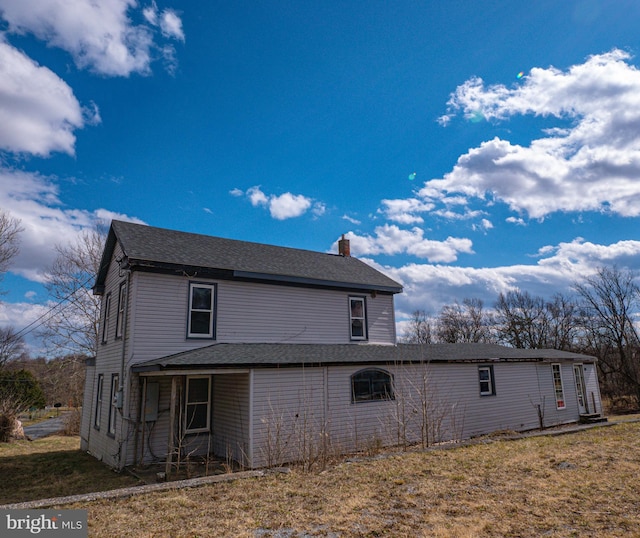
65,422,640,537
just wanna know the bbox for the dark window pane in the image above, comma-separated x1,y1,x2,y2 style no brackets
351,320,364,337
479,369,490,381
187,378,209,403
352,369,393,402
353,379,371,401
186,403,208,430
192,287,212,310
190,311,211,334
351,299,363,318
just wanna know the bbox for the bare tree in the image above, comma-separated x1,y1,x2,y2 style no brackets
0,211,24,368
574,266,640,405
40,226,107,357
493,290,549,348
436,298,493,343
0,210,22,286
0,327,26,368
401,310,432,344
544,293,580,351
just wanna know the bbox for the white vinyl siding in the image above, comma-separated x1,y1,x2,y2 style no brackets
128,273,396,363
252,368,326,468
212,374,250,466
82,242,131,469
131,359,602,470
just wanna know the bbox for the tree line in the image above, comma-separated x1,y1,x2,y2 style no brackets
402,266,640,409
0,209,98,439
0,205,639,435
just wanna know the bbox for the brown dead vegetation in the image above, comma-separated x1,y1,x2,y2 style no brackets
64,421,640,537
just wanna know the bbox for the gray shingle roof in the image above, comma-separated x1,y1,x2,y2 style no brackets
131,343,596,372
96,220,402,293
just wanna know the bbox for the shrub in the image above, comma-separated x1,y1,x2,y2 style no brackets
62,408,82,436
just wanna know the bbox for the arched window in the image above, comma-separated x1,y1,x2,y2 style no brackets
351,368,394,402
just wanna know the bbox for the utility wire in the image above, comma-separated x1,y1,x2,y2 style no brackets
12,271,97,341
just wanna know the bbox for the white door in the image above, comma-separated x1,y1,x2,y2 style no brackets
573,364,588,414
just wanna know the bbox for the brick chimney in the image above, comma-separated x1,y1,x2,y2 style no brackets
338,234,350,257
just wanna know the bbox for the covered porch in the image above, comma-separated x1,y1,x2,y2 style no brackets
132,367,252,475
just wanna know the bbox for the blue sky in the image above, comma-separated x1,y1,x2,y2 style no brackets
2,0,640,349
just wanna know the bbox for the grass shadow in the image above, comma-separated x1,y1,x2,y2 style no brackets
0,437,141,505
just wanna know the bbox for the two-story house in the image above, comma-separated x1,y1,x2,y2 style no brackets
81,221,604,471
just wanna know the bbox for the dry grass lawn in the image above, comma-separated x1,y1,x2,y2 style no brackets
0,436,141,504
59,421,640,537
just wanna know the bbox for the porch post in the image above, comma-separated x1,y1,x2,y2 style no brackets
166,376,178,476
139,377,148,465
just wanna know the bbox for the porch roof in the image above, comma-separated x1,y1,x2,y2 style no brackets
131,343,596,373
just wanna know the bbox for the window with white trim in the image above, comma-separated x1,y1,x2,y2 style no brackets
115,282,126,339
551,363,566,409
101,294,111,344
94,374,103,429
108,374,119,436
479,365,495,396
349,296,367,340
351,368,394,402
185,376,211,433
188,283,216,338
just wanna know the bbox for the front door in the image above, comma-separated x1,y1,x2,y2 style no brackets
573,364,588,414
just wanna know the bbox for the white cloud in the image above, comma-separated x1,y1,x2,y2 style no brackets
342,214,361,225
0,168,144,282
0,0,184,76
0,40,89,156
229,188,244,197
160,10,184,41
312,202,326,217
427,50,640,219
379,198,434,224
336,225,474,263
143,2,184,41
242,186,321,220
247,186,269,207
363,237,640,319
268,192,312,220
506,216,526,226
472,218,493,232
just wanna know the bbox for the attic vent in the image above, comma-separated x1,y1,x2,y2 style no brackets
338,234,350,257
